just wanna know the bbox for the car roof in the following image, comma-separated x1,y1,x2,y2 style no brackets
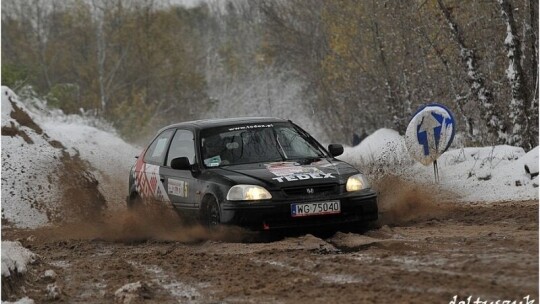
157,117,289,133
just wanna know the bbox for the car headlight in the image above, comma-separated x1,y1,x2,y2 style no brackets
226,185,272,201
346,174,370,192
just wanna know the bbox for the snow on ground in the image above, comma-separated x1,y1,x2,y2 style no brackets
1,87,64,227
340,129,539,203
1,297,35,304
1,241,38,277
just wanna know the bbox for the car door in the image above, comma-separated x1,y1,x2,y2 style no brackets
134,129,174,202
160,129,199,211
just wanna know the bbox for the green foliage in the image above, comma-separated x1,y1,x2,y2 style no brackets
1,64,28,89
110,90,156,142
46,83,81,114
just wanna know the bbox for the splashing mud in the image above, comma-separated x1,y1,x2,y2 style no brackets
23,202,252,244
373,175,456,226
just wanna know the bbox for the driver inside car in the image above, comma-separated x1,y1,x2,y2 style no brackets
203,135,226,167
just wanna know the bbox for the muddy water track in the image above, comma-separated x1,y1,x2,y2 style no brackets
2,200,538,303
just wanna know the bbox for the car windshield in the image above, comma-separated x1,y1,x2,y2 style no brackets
200,123,327,167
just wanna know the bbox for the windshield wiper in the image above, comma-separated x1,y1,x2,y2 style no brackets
271,128,287,161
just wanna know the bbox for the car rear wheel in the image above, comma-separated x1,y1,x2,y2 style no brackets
127,193,143,209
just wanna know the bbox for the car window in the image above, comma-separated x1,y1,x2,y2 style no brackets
200,123,326,167
144,129,174,165
275,127,321,159
166,129,195,166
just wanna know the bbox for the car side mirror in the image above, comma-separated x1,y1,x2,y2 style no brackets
328,144,344,157
171,157,191,170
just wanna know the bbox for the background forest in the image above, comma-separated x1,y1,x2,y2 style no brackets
2,0,538,149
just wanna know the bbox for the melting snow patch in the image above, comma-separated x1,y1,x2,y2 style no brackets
114,281,153,304
45,283,61,301
1,241,38,277
252,258,362,284
319,274,363,284
48,260,71,269
1,297,35,304
128,261,201,302
40,269,57,283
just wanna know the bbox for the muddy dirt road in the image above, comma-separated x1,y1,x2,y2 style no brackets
2,200,537,304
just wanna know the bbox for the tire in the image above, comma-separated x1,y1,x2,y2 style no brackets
127,193,143,210
202,197,220,228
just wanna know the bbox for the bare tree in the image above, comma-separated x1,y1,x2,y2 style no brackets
497,0,533,149
91,0,107,113
437,0,507,144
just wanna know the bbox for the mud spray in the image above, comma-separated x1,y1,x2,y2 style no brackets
31,174,456,243
372,175,457,226
28,201,252,244
26,156,252,244
17,144,458,244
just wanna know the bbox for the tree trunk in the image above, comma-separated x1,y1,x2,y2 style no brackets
93,0,107,113
437,0,507,144
498,0,532,149
371,19,405,134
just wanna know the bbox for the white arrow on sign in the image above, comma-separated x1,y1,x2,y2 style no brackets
418,113,441,155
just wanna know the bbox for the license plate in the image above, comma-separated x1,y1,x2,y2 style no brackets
291,201,341,217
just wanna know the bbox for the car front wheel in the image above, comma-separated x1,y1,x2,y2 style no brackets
202,197,220,228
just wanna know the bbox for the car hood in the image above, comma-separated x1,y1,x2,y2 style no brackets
218,158,358,189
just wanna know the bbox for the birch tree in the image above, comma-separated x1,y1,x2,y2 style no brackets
436,0,507,144
497,0,533,149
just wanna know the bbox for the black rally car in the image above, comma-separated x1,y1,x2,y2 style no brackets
128,117,377,230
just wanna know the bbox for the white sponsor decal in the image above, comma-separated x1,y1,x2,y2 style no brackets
228,124,274,131
272,173,335,183
265,162,322,177
168,178,187,197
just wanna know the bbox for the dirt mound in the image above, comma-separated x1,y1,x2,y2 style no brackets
54,152,107,223
1,87,108,228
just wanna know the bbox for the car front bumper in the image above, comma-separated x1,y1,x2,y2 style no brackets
220,189,378,230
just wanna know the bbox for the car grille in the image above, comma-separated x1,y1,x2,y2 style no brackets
282,184,338,197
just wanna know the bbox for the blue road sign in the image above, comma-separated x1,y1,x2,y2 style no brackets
405,104,455,166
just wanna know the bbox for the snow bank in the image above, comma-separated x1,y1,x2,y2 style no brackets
15,86,140,205
340,128,412,172
1,87,64,227
340,129,539,203
1,241,37,277
38,115,140,204
1,86,140,228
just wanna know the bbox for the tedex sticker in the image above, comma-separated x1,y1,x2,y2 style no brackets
265,162,335,183
271,173,335,183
